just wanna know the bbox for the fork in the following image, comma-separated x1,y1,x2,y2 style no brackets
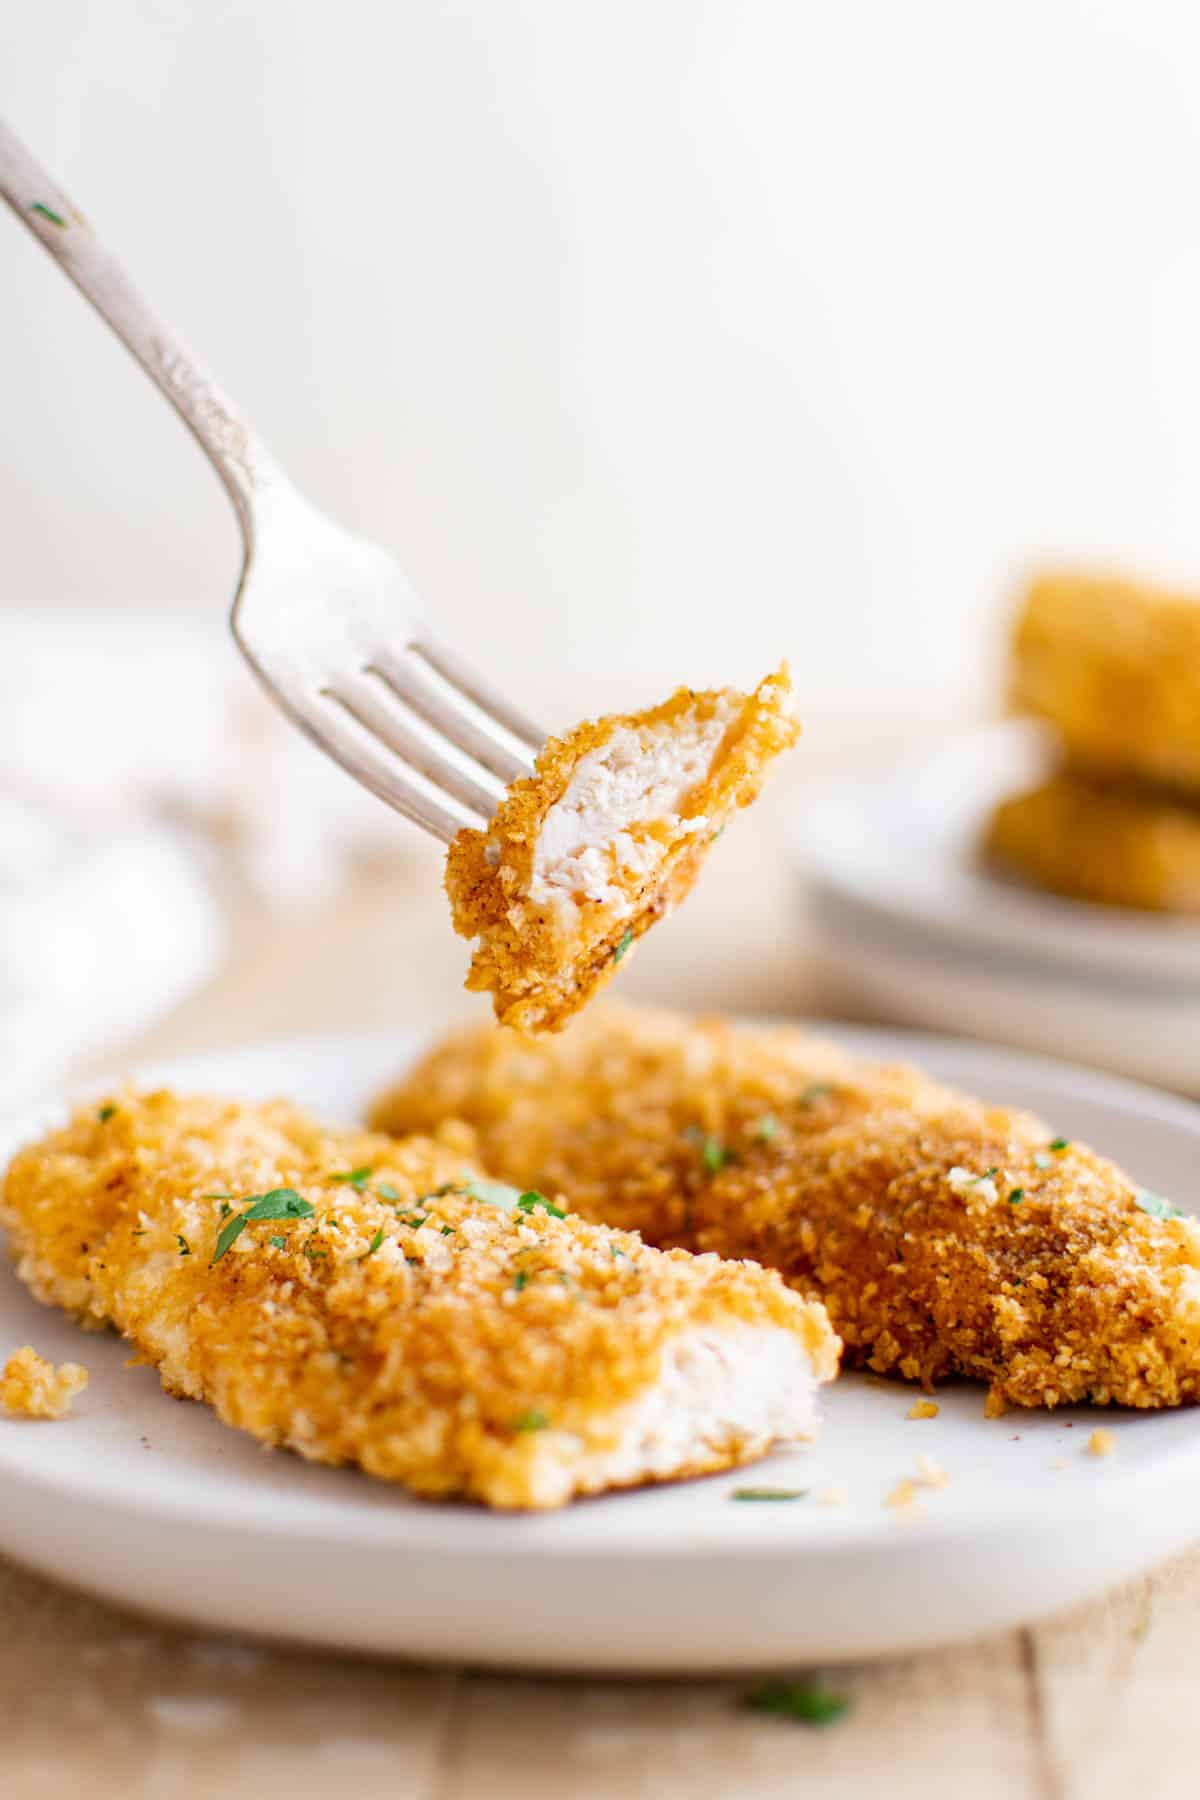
0,119,544,843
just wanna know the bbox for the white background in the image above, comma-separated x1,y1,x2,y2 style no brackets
5,0,1200,731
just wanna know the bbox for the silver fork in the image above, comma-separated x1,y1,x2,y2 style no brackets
0,119,543,843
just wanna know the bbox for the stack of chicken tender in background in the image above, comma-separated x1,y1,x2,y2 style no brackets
986,571,1200,913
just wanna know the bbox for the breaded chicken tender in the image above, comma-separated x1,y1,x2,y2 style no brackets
1011,569,1200,793
986,772,1200,914
446,668,799,1031
0,1092,836,1509
373,1005,1200,1412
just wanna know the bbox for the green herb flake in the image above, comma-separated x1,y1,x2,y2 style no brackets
176,1234,191,1257
1008,1188,1025,1205
799,1083,832,1106
983,1166,999,1178
201,1193,233,1201
731,1487,809,1502
752,1116,779,1143
1048,1137,1070,1152
610,1244,627,1261
97,1104,116,1123
360,1228,385,1260
329,1166,372,1192
440,1224,456,1236
613,928,634,964
269,1236,287,1250
685,1125,729,1175
512,1269,531,1292
398,1212,428,1229
512,1408,549,1432
742,1680,852,1727
1135,1189,1185,1221
463,1179,524,1211
377,1183,401,1201
30,201,66,227
516,1191,566,1219
211,1188,315,1264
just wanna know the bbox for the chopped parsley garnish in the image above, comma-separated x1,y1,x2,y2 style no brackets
799,1083,832,1106
398,1212,428,1229
685,1126,729,1175
97,1104,115,1123
752,1116,779,1143
377,1183,401,1202
1135,1189,1185,1221
512,1269,531,1292
512,1408,549,1432
218,1201,232,1218
360,1228,385,1259
516,1191,566,1219
613,929,634,964
983,1166,999,1178
30,201,66,227
1008,1188,1024,1205
176,1234,191,1257
329,1167,372,1192
269,1236,287,1250
1048,1137,1070,1152
610,1244,627,1260
742,1680,851,1726
440,1224,456,1236
731,1487,809,1501
211,1189,315,1263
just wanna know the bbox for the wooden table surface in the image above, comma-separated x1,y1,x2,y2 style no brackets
9,791,1199,1800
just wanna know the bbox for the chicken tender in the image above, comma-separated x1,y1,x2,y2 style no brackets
446,668,799,1031
985,771,1200,914
1011,569,1200,794
372,1006,1200,1412
0,1091,836,1509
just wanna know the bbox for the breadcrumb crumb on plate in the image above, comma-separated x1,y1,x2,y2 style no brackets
0,1345,87,1419
0,1027,1197,1668
445,668,799,1031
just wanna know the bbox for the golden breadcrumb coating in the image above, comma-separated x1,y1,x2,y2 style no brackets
0,1092,836,1510
0,1345,88,1420
446,668,799,1032
372,1004,1200,1412
985,772,1200,914
1011,569,1200,793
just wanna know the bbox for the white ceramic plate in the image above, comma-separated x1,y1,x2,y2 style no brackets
1,1027,1198,1671
794,722,1200,990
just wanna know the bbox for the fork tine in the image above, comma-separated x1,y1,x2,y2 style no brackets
408,632,547,754
372,645,536,785
327,672,506,822
301,690,487,844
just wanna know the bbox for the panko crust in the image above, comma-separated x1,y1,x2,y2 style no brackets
985,772,1200,914
373,1005,1200,1412
445,668,800,1032
1011,569,1200,794
0,1091,835,1509
0,1345,88,1420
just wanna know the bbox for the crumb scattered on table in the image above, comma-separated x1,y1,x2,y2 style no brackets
1,1345,88,1419
908,1399,939,1420
1087,1427,1116,1458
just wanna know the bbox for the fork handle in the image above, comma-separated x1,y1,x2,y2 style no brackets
0,117,281,548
